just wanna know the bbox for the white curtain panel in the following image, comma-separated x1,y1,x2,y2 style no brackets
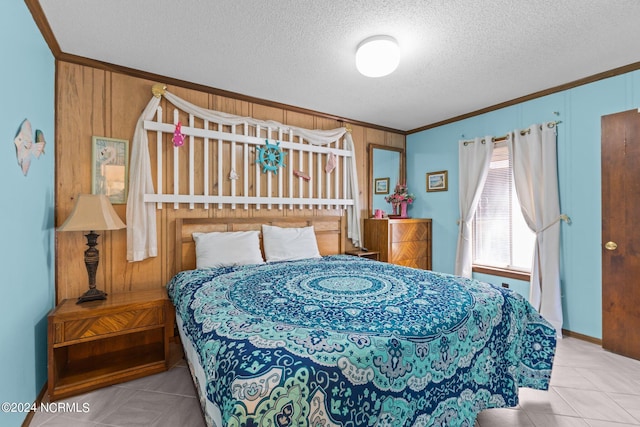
126,95,160,262
455,137,493,277
509,123,563,335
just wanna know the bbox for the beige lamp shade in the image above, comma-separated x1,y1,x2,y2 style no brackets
58,194,126,232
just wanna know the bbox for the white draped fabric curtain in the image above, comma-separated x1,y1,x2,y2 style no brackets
126,90,361,262
127,95,161,262
456,122,565,336
509,122,563,335
455,137,493,278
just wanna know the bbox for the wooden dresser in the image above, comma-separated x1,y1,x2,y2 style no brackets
363,218,432,269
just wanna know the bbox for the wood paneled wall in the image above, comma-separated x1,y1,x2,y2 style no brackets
54,61,405,302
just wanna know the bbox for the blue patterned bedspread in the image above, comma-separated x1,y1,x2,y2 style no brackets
167,255,555,427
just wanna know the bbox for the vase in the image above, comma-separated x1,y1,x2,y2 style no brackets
400,201,408,218
390,202,400,216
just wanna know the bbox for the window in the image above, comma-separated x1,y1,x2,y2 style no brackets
472,142,535,274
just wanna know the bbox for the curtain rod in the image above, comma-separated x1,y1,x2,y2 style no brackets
462,121,562,146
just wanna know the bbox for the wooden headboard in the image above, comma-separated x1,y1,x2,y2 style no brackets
174,216,346,273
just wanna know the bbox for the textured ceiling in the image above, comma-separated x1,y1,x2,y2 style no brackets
38,0,640,131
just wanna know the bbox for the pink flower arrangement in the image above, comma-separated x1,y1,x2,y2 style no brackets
385,183,415,205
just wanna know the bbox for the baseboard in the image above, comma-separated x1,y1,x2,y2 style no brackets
562,328,602,345
21,383,47,427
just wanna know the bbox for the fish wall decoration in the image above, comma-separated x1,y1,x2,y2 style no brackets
13,119,46,176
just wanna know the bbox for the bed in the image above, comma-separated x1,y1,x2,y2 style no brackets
167,217,556,427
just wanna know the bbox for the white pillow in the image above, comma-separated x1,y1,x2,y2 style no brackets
192,230,264,268
262,225,321,262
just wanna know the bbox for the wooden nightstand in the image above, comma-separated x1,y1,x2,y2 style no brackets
47,288,172,401
345,249,380,261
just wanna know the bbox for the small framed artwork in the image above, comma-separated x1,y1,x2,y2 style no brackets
426,170,448,192
91,136,129,204
374,177,390,194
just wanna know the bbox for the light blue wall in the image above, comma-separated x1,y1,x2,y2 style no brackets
0,1,55,425
407,70,640,339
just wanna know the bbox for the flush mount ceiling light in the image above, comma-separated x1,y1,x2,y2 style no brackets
355,35,400,78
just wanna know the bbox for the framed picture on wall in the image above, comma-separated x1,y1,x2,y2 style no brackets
426,170,448,192
91,136,129,204
374,177,390,194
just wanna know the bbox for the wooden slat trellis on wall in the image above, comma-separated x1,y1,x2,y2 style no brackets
143,107,354,211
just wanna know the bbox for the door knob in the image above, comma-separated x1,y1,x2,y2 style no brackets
605,241,618,251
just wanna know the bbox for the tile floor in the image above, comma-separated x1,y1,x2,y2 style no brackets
29,337,640,427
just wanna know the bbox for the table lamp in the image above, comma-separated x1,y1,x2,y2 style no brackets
58,194,126,303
